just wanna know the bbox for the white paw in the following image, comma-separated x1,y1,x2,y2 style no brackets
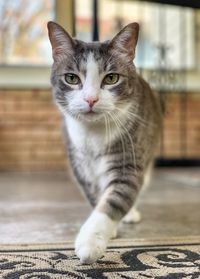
75,211,117,264
122,207,141,224
75,232,107,264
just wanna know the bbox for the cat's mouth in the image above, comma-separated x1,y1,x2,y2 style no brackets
85,110,96,115
83,111,99,118
83,107,99,115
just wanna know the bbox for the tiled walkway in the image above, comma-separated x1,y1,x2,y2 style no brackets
0,168,199,243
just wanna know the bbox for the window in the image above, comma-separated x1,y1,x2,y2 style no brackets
0,0,198,89
0,0,55,66
75,0,195,70
0,0,74,88
75,0,199,91
75,0,92,42
108,1,195,71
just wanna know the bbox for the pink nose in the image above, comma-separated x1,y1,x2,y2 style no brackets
84,96,99,108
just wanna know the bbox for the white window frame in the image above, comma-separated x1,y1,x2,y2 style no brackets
0,0,74,89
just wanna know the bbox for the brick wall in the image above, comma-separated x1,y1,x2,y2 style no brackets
162,93,200,158
0,89,67,171
0,89,199,171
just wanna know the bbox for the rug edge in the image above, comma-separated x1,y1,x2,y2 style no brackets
0,235,200,251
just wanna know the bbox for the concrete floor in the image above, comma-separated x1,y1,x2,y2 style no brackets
0,168,199,244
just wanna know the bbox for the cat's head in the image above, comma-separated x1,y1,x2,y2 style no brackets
47,21,139,123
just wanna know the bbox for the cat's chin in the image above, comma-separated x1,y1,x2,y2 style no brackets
82,114,104,123
77,112,104,123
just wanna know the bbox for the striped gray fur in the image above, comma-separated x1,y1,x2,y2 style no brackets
48,21,163,222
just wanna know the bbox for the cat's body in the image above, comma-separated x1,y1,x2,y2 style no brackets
48,21,163,264
65,74,161,208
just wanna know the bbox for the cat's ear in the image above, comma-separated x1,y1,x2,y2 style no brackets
47,21,74,61
109,23,139,61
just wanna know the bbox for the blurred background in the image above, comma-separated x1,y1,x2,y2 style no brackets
0,0,199,243
0,0,200,171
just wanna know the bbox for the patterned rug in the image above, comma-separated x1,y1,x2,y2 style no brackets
0,237,199,279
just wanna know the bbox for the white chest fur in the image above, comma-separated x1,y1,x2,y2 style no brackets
65,115,107,152
65,115,110,187
64,114,129,190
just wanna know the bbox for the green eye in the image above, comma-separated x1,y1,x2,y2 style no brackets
103,73,119,85
64,73,80,85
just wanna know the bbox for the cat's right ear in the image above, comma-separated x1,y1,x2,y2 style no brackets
47,21,74,61
109,23,139,61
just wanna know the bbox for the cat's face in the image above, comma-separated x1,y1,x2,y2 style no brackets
48,22,139,123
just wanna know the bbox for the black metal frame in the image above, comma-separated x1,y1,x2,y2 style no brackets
137,0,200,9
92,0,99,41
155,159,200,167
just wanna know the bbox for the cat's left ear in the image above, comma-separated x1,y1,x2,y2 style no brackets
109,23,139,61
47,21,75,61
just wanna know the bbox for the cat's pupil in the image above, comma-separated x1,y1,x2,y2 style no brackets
69,74,75,81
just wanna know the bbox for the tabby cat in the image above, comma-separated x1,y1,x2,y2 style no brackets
47,21,162,264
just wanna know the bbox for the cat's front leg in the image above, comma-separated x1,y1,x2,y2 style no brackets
75,210,117,264
75,179,139,264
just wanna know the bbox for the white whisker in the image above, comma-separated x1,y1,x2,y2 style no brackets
112,111,138,176
107,111,126,175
